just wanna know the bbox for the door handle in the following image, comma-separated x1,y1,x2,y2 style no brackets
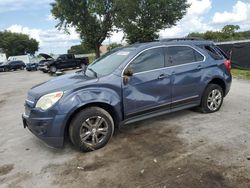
197,65,202,70
158,74,170,79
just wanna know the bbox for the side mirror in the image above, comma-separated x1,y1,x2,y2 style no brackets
123,66,133,77
123,66,133,85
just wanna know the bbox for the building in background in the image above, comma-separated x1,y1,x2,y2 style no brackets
0,53,7,63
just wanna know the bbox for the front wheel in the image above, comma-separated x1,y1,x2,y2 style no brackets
79,63,86,69
49,66,57,73
69,107,114,152
199,84,224,113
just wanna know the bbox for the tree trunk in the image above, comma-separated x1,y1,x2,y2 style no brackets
95,44,101,59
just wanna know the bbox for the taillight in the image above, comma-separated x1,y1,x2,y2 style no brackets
224,59,232,72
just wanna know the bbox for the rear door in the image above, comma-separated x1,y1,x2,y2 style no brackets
122,47,172,118
166,45,205,108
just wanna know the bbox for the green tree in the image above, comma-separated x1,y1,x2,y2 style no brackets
0,31,39,57
107,43,123,51
222,25,240,37
68,43,95,54
51,0,115,58
187,25,248,42
114,0,189,44
203,31,223,42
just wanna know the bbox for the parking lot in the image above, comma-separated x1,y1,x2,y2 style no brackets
0,70,250,188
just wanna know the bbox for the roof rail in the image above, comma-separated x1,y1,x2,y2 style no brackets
160,37,204,42
132,40,159,44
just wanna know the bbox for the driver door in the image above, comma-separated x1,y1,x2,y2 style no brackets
122,47,172,118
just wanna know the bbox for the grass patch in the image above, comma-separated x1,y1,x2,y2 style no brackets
231,69,250,80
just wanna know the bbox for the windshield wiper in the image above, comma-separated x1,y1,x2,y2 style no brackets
87,67,98,78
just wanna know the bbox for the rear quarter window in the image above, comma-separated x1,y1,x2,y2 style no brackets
199,45,223,60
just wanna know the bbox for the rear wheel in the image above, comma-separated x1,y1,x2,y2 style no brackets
199,84,224,113
20,66,25,70
69,107,114,152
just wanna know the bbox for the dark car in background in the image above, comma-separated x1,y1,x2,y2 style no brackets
0,60,26,72
38,53,89,73
26,63,38,71
38,53,54,73
23,38,232,152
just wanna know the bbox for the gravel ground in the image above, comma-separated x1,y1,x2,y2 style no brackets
0,70,250,188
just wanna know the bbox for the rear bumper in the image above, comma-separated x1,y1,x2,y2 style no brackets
22,113,65,148
224,74,232,97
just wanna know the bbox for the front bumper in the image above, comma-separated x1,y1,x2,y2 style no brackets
38,65,48,72
22,112,65,148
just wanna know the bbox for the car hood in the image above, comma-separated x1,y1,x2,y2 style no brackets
39,53,54,60
28,72,97,99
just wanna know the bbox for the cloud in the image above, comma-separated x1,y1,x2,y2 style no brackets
7,24,80,54
0,0,53,13
46,14,56,21
103,30,125,45
212,1,250,24
211,1,250,31
159,0,213,38
188,0,212,15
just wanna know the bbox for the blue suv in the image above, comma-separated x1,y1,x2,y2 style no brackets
22,39,232,152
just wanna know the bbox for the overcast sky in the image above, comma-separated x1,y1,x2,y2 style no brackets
0,0,250,54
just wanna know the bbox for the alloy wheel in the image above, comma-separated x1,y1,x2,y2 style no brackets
80,116,109,146
207,89,222,111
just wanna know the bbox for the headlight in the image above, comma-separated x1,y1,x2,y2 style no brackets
36,91,63,110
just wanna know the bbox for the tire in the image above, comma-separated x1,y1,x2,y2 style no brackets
69,107,114,152
79,63,86,69
49,66,57,73
199,84,224,113
4,67,9,72
20,66,24,70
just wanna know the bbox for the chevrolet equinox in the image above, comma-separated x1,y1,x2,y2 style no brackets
22,38,232,152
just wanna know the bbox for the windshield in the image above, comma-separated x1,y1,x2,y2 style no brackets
85,48,134,77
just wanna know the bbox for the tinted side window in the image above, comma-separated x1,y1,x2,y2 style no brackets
130,48,165,73
59,55,66,60
67,54,73,59
214,45,229,59
167,46,203,66
199,45,223,60
194,50,204,62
